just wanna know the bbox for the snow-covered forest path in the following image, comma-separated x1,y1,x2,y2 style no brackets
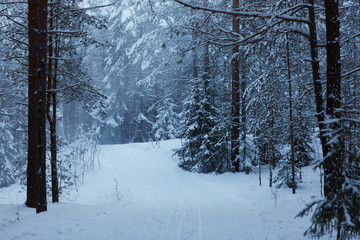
1,140,326,240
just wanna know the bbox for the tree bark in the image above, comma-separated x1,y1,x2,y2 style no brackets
52,3,59,204
46,3,59,203
308,0,327,159
268,136,272,187
231,0,240,172
26,0,48,213
240,54,246,170
191,9,198,80
258,156,261,186
324,1,344,238
324,0,342,197
203,0,211,113
286,33,296,194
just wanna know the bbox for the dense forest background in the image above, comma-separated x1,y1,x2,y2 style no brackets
0,0,359,239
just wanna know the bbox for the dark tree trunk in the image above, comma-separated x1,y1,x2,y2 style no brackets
240,54,246,170
324,1,344,238
231,0,240,172
26,0,48,213
324,0,342,198
191,8,198,80
50,80,58,203
258,156,261,186
268,137,272,187
192,50,198,79
51,4,59,204
47,4,59,203
286,33,296,194
308,0,327,158
203,0,211,113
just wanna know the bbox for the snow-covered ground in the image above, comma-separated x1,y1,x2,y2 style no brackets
0,140,330,240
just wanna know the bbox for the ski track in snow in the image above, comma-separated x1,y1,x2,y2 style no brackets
0,139,333,240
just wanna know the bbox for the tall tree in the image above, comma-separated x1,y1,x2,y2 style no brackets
26,0,48,213
231,0,240,172
298,1,360,239
47,0,59,203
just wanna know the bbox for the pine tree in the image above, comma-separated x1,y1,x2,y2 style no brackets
298,1,360,239
153,98,180,141
26,0,48,213
177,74,228,173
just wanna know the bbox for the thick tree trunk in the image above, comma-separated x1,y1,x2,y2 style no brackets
231,0,240,172
324,1,344,238
324,0,342,197
27,0,48,213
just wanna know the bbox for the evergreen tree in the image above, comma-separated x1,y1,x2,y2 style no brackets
0,115,16,188
177,66,229,173
298,1,360,239
153,97,180,141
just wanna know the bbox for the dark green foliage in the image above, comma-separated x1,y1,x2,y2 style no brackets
153,98,180,141
293,109,316,168
297,162,360,240
275,125,314,189
177,76,229,174
294,136,314,168
274,153,301,189
298,119,360,239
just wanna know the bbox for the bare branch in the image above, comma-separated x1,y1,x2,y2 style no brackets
341,67,360,79
343,33,360,43
0,13,27,28
15,101,28,106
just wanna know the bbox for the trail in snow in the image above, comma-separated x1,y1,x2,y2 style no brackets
0,139,330,240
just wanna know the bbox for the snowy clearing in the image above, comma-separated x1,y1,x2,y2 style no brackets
0,140,331,240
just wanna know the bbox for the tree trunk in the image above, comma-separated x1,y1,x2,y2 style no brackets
308,0,327,158
191,9,198,80
240,54,246,170
203,0,211,113
231,0,240,172
46,3,59,203
258,156,261,186
324,1,344,238
51,36,60,203
268,137,272,187
286,33,296,194
26,0,48,213
324,0,342,197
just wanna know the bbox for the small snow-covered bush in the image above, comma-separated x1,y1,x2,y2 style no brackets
56,127,99,196
0,116,16,188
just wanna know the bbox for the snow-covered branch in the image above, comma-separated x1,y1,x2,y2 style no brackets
47,83,81,93
174,0,310,24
